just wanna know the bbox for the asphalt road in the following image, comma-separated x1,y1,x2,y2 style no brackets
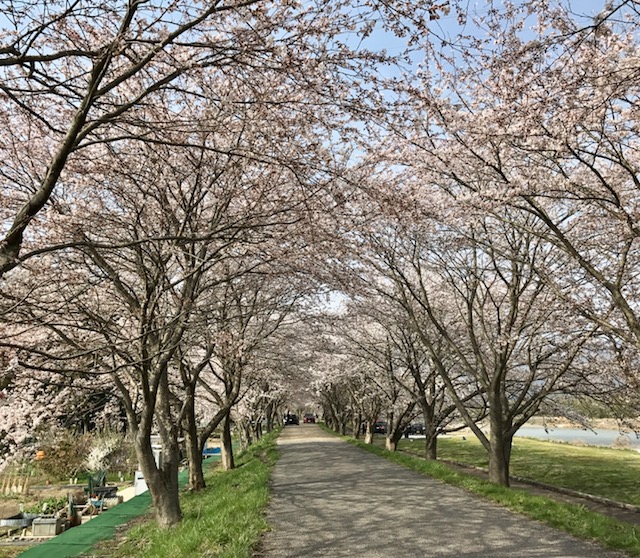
258,424,627,558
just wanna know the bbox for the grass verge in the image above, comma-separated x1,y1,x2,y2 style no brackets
93,431,279,558
332,430,640,557
397,435,640,506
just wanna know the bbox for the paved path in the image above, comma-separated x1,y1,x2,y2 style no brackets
259,425,627,558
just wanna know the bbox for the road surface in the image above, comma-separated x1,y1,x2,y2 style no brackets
258,424,627,558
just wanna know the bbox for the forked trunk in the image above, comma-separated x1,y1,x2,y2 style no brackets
425,428,437,460
135,433,182,528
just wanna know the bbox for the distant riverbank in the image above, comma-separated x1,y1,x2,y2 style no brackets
514,417,640,449
452,417,640,449
524,416,640,431
515,425,640,449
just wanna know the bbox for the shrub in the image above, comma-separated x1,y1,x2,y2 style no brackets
36,431,91,480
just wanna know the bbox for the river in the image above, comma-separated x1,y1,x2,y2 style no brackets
514,425,640,449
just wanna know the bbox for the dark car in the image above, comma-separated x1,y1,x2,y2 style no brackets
403,423,425,436
284,414,299,425
303,413,316,423
374,420,387,434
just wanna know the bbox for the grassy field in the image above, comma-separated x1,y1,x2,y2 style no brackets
91,431,279,558
393,435,640,506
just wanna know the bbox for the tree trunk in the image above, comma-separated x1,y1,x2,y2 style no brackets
488,399,511,486
385,427,404,451
352,413,362,440
242,421,253,449
183,398,205,491
265,402,274,432
135,432,182,528
422,403,438,460
425,427,438,460
385,436,398,451
488,433,511,486
364,421,374,444
268,405,279,432
221,412,235,471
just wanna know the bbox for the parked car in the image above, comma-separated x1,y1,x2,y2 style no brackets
403,423,425,436
374,420,387,434
284,414,299,425
303,413,316,423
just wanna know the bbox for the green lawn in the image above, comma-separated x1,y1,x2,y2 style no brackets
394,435,640,506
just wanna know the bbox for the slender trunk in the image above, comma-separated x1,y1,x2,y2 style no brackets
324,405,337,432
221,412,235,471
340,419,347,436
422,401,437,460
385,436,397,451
265,402,274,432
488,395,511,486
242,421,253,449
352,413,362,440
185,428,205,492
425,431,437,460
364,421,374,445
269,406,280,431
183,398,205,491
330,410,340,433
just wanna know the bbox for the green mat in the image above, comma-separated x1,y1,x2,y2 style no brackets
17,458,220,558
16,491,152,558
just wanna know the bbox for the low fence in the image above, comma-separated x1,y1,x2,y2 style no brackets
0,465,33,495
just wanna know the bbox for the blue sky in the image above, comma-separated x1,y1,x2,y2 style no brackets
359,1,616,52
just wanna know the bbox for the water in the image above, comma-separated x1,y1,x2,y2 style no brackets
514,426,640,449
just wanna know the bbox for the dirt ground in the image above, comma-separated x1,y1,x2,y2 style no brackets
0,485,75,519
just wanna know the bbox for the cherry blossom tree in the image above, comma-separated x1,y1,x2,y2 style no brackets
346,0,640,484
392,0,640,354
188,259,310,478
1,32,374,516
1,116,318,524
0,0,457,279
347,196,596,484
